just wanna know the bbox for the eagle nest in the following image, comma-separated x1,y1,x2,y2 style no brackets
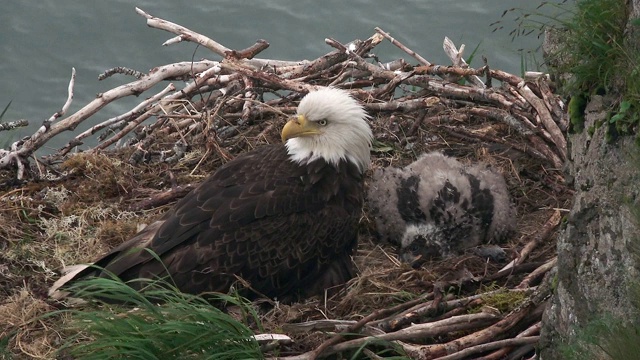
0,8,570,360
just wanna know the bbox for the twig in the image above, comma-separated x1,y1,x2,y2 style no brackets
501,210,561,271
437,336,540,360
517,257,557,289
404,275,552,359
364,97,440,112
413,64,487,78
135,7,232,57
476,322,541,360
375,27,431,66
0,119,28,132
274,313,500,360
59,84,176,156
0,68,75,179
281,320,359,333
98,67,145,80
226,39,270,60
442,37,486,88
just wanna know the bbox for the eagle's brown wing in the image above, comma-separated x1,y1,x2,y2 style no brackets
84,144,363,302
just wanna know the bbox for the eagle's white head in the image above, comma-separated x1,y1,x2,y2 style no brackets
281,87,373,173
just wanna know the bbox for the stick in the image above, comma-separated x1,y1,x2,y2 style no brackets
375,27,431,66
501,210,561,272
442,37,485,88
406,276,551,359
436,336,540,360
516,82,567,160
476,322,541,360
0,119,28,132
274,313,500,360
58,84,176,156
135,7,232,57
517,257,557,289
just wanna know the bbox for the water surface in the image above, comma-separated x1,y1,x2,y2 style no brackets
0,1,562,151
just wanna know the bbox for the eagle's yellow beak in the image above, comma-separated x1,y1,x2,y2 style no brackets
281,115,321,142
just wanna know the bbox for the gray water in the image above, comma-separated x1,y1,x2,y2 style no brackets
1,1,562,152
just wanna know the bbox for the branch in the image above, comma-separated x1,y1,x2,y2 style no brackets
405,276,552,359
477,322,541,360
442,36,486,88
273,313,500,360
135,7,231,57
0,61,219,175
501,210,562,271
58,83,176,156
127,184,195,212
375,27,431,66
0,68,75,179
517,257,557,289
0,119,28,132
436,336,540,360
516,81,567,160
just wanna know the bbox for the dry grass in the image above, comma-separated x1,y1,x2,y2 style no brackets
0,111,571,359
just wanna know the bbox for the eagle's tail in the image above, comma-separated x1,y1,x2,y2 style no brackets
48,264,91,300
48,220,163,301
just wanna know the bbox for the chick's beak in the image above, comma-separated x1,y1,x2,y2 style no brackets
281,114,321,143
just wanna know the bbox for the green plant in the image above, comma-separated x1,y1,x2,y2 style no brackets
1,101,13,147
0,101,11,120
557,0,628,92
0,332,14,360
559,314,640,360
497,1,640,142
53,276,264,359
558,0,640,140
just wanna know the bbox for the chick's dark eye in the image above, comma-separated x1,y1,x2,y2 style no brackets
317,119,328,126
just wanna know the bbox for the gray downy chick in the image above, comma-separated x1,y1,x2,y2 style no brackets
367,152,515,267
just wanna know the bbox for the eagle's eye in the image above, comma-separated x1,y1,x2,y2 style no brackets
317,119,328,126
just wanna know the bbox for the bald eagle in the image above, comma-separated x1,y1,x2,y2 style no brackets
367,152,515,267
50,87,373,303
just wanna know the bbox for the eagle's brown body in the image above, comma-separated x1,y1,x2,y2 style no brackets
50,87,373,303
80,145,363,302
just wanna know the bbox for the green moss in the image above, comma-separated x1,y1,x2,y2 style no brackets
551,273,559,293
476,286,528,314
559,315,640,360
569,93,588,133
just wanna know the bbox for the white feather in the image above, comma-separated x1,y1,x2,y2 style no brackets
285,87,372,173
